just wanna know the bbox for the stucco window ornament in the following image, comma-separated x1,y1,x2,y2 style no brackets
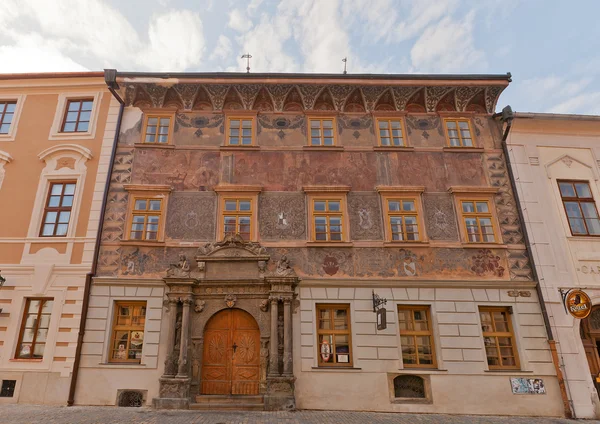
166,253,191,278
0,150,13,191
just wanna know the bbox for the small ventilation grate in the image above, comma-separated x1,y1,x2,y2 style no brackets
118,390,144,407
0,380,16,397
394,375,425,399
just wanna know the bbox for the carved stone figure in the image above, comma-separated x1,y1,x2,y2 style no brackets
194,299,205,313
225,294,237,308
275,255,295,277
174,314,182,348
166,253,191,278
259,299,269,312
196,234,267,256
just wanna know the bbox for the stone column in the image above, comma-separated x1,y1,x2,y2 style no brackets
282,297,293,375
269,296,279,376
163,298,179,377
177,297,192,377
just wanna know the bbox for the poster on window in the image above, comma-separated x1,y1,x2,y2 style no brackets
510,378,546,394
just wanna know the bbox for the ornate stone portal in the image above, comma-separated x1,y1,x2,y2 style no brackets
152,235,298,410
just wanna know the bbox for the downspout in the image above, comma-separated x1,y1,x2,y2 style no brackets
67,69,124,406
497,106,573,418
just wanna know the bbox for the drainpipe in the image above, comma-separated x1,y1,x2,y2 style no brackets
496,106,573,418
67,69,124,406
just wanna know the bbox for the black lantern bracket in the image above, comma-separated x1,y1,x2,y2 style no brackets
372,290,387,313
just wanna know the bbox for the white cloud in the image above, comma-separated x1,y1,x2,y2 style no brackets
228,9,253,32
139,10,205,71
549,92,600,115
0,0,206,72
210,35,233,62
410,11,486,73
0,44,88,73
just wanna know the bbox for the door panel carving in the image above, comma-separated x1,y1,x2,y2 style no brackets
201,309,260,395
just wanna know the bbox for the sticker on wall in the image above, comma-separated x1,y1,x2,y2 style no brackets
561,289,592,319
510,378,546,395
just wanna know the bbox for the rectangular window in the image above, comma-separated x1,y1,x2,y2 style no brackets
558,180,600,236
128,197,163,241
377,118,406,146
479,307,519,369
386,198,420,241
316,304,352,367
460,200,496,243
110,302,146,363
40,181,76,237
227,117,254,145
16,298,53,359
222,198,253,240
143,115,172,144
398,306,436,368
309,118,336,146
61,99,93,133
445,118,473,147
0,101,17,134
313,199,344,241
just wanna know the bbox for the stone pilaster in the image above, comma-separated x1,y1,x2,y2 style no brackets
269,296,279,376
283,297,293,375
177,297,192,377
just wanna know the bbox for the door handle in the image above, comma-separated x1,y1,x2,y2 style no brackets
232,342,237,354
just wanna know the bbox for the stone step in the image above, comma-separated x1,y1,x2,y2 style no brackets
190,402,264,411
194,395,264,405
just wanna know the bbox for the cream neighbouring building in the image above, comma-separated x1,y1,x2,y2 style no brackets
0,72,119,404
506,112,600,418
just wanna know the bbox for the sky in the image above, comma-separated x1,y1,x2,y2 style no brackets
0,0,598,114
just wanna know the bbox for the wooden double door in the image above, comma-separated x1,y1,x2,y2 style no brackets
201,308,261,395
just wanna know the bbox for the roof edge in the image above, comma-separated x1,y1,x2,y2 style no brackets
0,71,104,81
514,112,600,121
112,70,512,82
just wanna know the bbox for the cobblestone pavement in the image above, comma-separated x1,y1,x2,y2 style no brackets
0,405,596,424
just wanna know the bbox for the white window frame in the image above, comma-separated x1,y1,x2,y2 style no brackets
0,94,26,142
48,91,103,141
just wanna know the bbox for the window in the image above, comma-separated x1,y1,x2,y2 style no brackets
444,118,473,147
313,199,344,241
40,181,76,237
398,306,436,368
143,115,173,144
558,180,600,236
0,101,16,134
128,197,163,241
479,307,519,369
16,298,53,359
222,198,253,240
376,118,406,147
61,99,93,133
385,198,420,241
226,117,254,146
309,118,336,146
460,200,496,243
110,302,146,363
316,304,352,367
0,380,16,398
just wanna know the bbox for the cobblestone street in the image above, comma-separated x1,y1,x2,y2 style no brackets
0,405,595,424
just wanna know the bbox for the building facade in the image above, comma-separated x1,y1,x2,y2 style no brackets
507,113,600,419
0,73,119,404
73,71,563,416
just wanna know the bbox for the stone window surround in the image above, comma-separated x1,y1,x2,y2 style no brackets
139,108,176,146
305,112,339,147
372,111,409,148
0,94,26,142
122,184,172,244
48,91,103,141
448,186,502,246
2,291,64,371
100,297,152,367
26,144,92,240
304,185,351,245
376,186,427,245
224,110,258,147
439,111,477,149
215,184,262,242
387,373,433,404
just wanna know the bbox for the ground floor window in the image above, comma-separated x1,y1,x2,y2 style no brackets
110,301,147,363
398,305,436,368
316,304,352,367
479,306,520,369
16,298,53,359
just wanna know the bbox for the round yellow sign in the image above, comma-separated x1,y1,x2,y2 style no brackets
565,290,592,319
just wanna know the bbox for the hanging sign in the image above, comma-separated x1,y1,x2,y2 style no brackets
562,289,592,319
377,308,387,331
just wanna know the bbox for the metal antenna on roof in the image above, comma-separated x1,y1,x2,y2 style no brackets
241,53,252,73
342,57,347,74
